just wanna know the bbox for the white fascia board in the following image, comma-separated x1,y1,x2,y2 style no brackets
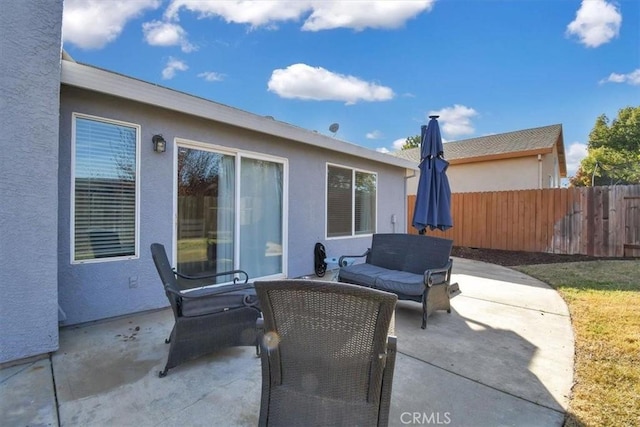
61,60,417,171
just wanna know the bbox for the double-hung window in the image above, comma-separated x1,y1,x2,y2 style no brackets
71,114,140,262
326,164,377,238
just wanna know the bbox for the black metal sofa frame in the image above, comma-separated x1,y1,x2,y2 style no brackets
338,233,454,329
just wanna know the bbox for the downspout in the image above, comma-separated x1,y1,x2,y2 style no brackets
538,154,543,189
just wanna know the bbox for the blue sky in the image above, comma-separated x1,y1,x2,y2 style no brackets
62,0,639,178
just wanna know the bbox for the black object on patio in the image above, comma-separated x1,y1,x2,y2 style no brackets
254,280,397,427
412,115,453,233
338,233,454,329
150,243,261,377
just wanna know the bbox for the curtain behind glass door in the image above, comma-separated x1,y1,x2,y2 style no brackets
239,158,283,278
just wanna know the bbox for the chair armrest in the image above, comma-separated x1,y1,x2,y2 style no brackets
174,269,249,284
339,249,370,267
423,259,453,288
165,281,254,299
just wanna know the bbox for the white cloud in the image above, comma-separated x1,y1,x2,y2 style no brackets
376,147,390,153
165,0,311,27
566,0,621,48
392,138,407,150
366,130,383,139
302,1,435,31
63,0,160,49
198,71,225,82
565,142,588,177
143,21,196,52
165,0,434,31
267,63,394,104
428,105,478,138
162,57,188,79
599,69,640,86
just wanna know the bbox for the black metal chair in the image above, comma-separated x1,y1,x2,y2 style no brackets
150,243,261,377
254,280,397,426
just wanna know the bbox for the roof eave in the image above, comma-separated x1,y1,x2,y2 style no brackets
60,60,417,171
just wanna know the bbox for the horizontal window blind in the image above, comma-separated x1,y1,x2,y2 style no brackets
355,171,376,235
327,166,377,238
327,165,353,237
73,117,137,261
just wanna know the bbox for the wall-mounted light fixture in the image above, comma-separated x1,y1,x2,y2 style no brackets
152,134,166,153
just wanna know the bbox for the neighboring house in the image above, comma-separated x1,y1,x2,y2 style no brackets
1,2,415,364
397,124,567,194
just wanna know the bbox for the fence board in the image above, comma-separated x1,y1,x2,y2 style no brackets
525,190,535,252
410,185,640,257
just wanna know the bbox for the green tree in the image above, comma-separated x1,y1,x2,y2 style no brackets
401,134,421,150
570,106,640,186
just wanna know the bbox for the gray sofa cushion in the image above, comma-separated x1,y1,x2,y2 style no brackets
338,263,391,287
373,270,424,296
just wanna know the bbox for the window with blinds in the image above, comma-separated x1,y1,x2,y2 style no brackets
72,114,139,262
327,164,376,238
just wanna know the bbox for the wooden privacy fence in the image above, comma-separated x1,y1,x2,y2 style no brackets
407,185,640,258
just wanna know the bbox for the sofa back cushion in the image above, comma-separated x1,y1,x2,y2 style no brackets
368,234,452,275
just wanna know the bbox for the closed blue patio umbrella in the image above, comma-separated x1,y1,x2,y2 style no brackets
412,115,453,233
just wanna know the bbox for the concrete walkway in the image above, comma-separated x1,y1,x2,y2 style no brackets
1,258,574,426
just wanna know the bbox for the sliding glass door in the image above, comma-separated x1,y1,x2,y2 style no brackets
176,144,285,281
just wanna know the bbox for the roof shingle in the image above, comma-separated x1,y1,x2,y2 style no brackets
395,124,565,175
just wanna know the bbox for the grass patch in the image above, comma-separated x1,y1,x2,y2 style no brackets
515,260,640,427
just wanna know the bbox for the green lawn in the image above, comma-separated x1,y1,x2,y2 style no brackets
515,260,640,427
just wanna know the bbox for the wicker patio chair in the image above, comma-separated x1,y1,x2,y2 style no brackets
254,280,397,427
150,243,261,377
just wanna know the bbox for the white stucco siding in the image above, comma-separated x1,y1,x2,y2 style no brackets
406,155,559,195
448,157,541,192
540,146,560,187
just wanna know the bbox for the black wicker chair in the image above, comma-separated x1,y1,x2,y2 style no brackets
150,243,261,377
254,280,397,427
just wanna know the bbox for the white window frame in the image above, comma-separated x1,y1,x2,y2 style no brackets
70,113,141,264
325,163,377,239
173,138,288,278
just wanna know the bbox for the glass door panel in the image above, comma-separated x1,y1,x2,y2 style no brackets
176,147,235,281
239,157,283,278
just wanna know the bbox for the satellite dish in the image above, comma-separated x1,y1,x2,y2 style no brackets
329,123,339,136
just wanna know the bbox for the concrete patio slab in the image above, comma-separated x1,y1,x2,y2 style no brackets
52,309,261,427
0,357,58,427
389,353,565,427
1,257,574,426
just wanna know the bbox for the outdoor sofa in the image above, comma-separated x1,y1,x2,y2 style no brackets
338,233,454,328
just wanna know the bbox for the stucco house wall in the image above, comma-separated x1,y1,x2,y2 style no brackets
0,0,63,364
406,151,562,194
58,84,410,325
448,154,561,193
2,1,415,363
542,145,561,187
